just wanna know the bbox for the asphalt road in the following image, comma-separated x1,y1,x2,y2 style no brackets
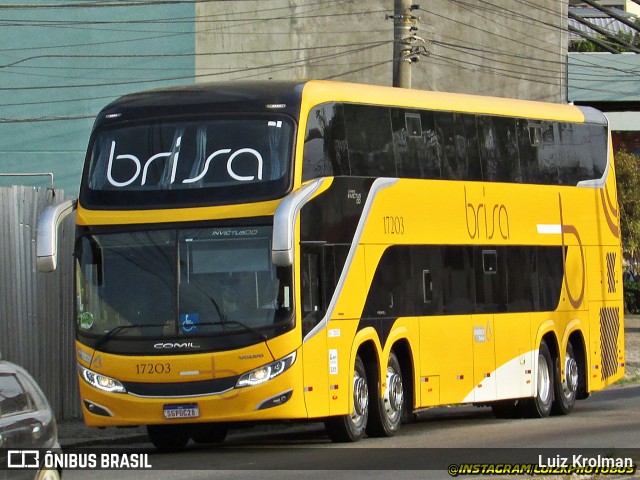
60,384,640,479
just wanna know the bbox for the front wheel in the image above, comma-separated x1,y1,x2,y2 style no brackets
522,340,554,418
147,424,190,451
325,355,369,442
367,351,404,437
552,342,578,415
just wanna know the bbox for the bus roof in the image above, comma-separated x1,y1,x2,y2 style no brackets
301,80,604,125
95,80,605,127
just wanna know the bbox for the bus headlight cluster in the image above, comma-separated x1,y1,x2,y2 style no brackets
78,364,127,393
236,352,296,388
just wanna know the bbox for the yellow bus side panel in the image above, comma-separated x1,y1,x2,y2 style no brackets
301,327,330,418
419,314,474,405
420,375,440,407
470,314,496,402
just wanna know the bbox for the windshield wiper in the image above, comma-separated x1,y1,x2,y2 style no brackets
93,323,167,351
208,320,268,341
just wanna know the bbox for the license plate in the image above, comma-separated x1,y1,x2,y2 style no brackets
163,403,199,419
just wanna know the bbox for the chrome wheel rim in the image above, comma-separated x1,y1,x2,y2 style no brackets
538,352,551,403
384,365,403,423
563,351,579,397
351,370,368,427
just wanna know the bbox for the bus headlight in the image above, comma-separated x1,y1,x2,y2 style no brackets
236,352,296,388
78,364,127,393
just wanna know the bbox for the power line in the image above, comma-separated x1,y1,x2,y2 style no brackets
0,40,392,120
0,1,263,9
0,0,366,52
0,41,390,69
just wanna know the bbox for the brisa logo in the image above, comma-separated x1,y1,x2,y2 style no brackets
464,186,510,240
106,137,264,188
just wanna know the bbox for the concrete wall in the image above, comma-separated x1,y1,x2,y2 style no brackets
0,1,569,197
0,1,196,197
196,0,568,102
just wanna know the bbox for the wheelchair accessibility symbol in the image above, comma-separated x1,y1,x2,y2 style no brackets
179,313,200,333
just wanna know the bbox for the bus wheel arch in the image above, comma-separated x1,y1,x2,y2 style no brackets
571,332,589,400
391,339,415,424
552,331,587,414
523,336,556,418
367,340,414,437
324,342,378,442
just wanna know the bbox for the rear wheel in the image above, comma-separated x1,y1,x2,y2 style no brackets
367,351,403,437
325,355,368,442
552,342,578,415
522,340,553,418
147,424,190,451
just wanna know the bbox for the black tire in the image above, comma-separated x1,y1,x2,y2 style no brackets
325,355,369,442
522,340,554,418
147,424,190,451
367,351,403,437
552,342,578,415
190,423,228,444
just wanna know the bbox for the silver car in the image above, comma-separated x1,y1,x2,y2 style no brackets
0,359,61,479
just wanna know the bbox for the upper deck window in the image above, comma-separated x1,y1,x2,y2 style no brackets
302,102,608,186
82,116,294,209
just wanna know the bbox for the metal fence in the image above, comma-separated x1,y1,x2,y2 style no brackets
0,186,80,420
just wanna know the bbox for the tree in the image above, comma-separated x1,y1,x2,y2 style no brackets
616,150,640,267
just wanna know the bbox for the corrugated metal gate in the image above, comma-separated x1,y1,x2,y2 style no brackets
0,186,80,420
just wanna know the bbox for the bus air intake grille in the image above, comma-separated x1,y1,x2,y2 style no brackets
606,252,617,293
122,375,239,398
599,306,619,381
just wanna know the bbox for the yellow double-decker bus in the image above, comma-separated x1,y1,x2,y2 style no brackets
37,80,624,448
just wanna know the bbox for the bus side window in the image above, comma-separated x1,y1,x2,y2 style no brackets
413,245,443,315
301,244,350,336
506,246,535,313
474,247,507,313
463,114,483,181
301,250,322,317
494,117,522,183
362,247,413,318
538,122,560,184
322,245,349,308
434,112,460,180
589,124,608,179
442,246,475,314
390,108,419,178
537,246,564,311
517,119,541,183
343,104,396,177
302,103,349,181
558,123,587,185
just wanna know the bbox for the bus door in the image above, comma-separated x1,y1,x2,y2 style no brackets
416,246,474,406
471,248,505,402
300,243,351,417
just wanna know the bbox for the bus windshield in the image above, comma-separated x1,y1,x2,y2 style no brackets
75,226,294,350
82,116,294,208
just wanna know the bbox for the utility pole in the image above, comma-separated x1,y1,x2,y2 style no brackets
389,2,425,88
